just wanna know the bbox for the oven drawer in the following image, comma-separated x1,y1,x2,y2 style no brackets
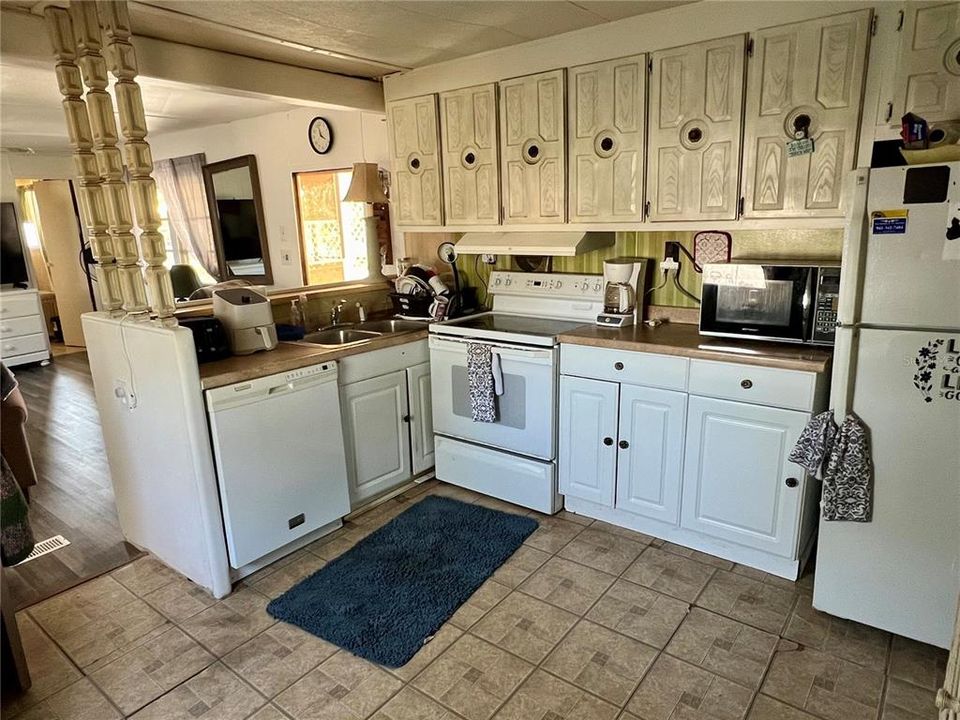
688,359,816,411
560,344,688,390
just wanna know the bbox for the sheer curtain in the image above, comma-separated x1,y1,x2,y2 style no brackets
153,153,220,280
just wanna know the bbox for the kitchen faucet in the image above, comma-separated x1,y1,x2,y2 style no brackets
330,299,347,326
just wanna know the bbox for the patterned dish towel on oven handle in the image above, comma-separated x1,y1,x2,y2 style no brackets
467,343,503,422
790,411,873,522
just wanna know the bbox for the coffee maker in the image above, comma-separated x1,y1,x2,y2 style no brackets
596,257,648,328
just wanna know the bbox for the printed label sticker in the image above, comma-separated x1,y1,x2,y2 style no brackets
871,209,908,235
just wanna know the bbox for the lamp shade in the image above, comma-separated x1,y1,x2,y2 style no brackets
343,162,388,203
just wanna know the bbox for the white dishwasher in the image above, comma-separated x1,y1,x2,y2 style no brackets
206,361,350,568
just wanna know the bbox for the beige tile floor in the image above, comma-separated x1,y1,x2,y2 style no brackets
3,479,948,720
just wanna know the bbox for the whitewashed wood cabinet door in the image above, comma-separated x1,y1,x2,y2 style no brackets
406,361,435,475
742,10,871,218
681,395,808,558
647,36,746,221
439,84,500,224
568,55,646,223
894,2,960,123
387,94,443,225
499,69,566,224
558,375,618,507
615,385,686,526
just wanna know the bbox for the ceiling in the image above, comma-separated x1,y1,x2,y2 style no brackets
0,63,303,153
1,0,694,153
132,1,694,78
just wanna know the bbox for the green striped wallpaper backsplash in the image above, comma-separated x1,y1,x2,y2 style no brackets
452,228,843,309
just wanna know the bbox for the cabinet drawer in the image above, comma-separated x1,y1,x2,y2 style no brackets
561,344,688,391
0,293,40,320
688,360,815,411
338,339,428,384
0,315,45,338
1,333,47,359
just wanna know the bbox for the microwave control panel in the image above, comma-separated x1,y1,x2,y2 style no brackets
812,268,841,344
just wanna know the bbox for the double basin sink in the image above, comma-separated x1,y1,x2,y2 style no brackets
297,319,424,348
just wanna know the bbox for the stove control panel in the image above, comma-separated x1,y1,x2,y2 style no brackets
487,271,605,300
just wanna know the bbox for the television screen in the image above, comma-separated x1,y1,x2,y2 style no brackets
1,202,30,287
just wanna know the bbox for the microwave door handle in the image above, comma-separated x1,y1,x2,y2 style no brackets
803,271,815,340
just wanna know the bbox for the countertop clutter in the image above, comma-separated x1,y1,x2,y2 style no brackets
198,328,429,390
559,322,832,373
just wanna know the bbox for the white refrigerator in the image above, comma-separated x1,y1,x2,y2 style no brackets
814,162,960,649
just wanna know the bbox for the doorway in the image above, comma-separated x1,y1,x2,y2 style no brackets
16,179,94,356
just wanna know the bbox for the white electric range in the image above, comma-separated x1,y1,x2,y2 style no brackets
428,271,604,513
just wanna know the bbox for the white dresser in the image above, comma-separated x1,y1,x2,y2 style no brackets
1,289,51,367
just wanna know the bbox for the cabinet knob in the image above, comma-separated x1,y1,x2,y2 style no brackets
614,362,624,370
402,414,412,423
618,440,629,450
603,437,613,446
740,379,753,389
785,477,799,488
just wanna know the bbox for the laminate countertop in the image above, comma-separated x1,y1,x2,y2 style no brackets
198,329,429,390
558,323,833,373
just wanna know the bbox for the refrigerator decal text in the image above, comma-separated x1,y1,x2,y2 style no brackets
871,209,908,235
914,339,960,403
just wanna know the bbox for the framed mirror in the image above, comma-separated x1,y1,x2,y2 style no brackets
202,155,273,285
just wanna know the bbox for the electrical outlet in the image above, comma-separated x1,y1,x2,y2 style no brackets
481,254,497,265
113,379,137,410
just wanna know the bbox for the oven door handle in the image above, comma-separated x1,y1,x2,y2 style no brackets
429,335,555,360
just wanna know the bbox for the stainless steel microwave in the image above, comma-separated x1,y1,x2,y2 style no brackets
699,263,841,346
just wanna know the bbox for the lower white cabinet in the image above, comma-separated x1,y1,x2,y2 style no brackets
558,342,826,579
339,340,434,507
680,396,808,558
341,370,412,505
407,361,435,475
558,376,618,506
558,375,686,524
616,385,686,525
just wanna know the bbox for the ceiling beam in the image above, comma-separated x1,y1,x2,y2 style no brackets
1,8,385,113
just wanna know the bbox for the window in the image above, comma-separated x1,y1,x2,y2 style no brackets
154,186,217,285
294,169,368,286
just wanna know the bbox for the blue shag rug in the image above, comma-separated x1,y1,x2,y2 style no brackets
266,495,538,667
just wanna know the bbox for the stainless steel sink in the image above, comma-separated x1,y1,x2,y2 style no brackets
300,328,381,346
357,319,424,334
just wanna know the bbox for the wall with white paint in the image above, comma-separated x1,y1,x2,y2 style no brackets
150,106,390,290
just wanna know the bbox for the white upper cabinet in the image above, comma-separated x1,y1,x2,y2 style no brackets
647,36,746,221
387,94,443,225
894,2,960,123
742,10,871,218
439,84,500,224
568,55,646,223
499,69,566,224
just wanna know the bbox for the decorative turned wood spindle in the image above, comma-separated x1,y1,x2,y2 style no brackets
68,1,149,315
98,0,176,323
43,6,123,314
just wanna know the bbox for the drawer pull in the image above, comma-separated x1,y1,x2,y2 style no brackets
614,362,624,370
402,414,412,423
618,440,629,450
740,379,753,389
785,477,799,488
603,437,613,446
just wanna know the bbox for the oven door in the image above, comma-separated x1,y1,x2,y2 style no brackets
699,265,814,343
429,335,557,460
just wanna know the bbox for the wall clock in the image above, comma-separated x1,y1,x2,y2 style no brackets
308,116,333,154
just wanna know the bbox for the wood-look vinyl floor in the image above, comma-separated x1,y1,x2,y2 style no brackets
3,352,141,611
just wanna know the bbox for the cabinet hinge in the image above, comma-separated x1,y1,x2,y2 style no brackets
896,9,904,32
746,37,754,57
644,200,651,219
738,197,745,216
870,14,878,36
647,58,653,74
